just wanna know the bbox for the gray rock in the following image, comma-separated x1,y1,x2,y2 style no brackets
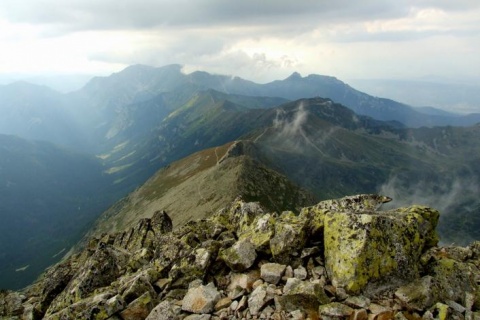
261,263,286,284
183,314,212,320
181,283,221,314
318,302,354,317
248,284,268,315
220,239,257,272
145,300,179,320
345,295,371,309
293,266,307,280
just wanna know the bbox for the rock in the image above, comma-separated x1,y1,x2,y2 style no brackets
1,291,24,316
119,291,156,320
318,302,354,317
238,213,275,253
277,278,329,313
426,257,479,303
261,263,286,284
181,283,221,314
432,302,449,320
345,295,371,309
151,210,173,235
299,205,328,239
169,242,220,287
270,211,308,264
293,266,307,280
227,270,260,294
248,284,268,315
214,297,232,311
183,314,212,320
121,275,157,305
4,196,480,320
395,276,435,311
45,244,130,316
351,308,368,320
219,239,257,272
324,205,439,294
105,295,125,316
315,194,392,212
446,300,466,314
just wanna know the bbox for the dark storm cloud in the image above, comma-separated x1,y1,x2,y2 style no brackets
2,0,478,33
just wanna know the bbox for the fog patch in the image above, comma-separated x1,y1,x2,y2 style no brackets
379,176,479,213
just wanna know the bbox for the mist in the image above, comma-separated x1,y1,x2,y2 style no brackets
379,175,480,245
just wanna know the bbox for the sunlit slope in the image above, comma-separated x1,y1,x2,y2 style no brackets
89,140,315,238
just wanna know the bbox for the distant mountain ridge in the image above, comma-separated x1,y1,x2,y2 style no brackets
3,63,480,154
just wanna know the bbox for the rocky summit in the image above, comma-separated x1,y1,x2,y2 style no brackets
1,195,480,320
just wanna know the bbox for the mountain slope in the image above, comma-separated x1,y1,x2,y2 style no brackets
89,140,315,238
0,135,118,290
92,96,480,246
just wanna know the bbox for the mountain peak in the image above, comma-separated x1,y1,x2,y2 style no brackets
285,71,303,81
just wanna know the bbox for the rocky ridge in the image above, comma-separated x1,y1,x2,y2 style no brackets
1,195,480,320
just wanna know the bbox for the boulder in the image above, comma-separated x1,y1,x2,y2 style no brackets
395,276,436,311
119,291,156,320
324,205,439,294
270,211,308,263
277,278,329,313
238,213,275,253
219,239,257,272
181,283,221,314
260,263,286,285
145,300,180,320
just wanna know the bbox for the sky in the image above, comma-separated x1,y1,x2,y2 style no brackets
1,0,480,84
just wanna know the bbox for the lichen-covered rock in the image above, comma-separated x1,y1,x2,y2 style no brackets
168,240,221,288
237,213,275,253
45,244,130,316
270,211,308,263
4,196,480,320
315,194,392,212
219,239,257,272
120,275,157,305
395,276,435,311
277,278,329,313
43,291,118,320
119,291,156,320
324,205,439,294
181,283,221,314
0,291,24,317
426,257,479,304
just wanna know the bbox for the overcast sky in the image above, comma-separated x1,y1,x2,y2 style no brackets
1,0,479,83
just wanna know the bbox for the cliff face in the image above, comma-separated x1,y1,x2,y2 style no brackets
1,195,480,320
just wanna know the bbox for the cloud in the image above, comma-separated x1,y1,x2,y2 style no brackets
378,175,479,214
1,0,480,86
2,1,479,34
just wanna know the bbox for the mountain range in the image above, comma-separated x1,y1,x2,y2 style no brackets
0,64,479,290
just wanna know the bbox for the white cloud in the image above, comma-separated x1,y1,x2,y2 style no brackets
0,1,479,82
